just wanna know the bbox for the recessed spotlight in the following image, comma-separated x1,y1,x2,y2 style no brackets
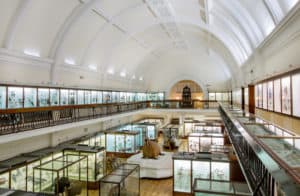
139,77,143,81
65,58,75,65
132,75,136,79
120,72,126,77
24,49,40,57
88,64,97,71
107,68,114,75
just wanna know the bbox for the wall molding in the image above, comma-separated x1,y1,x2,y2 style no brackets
0,48,53,68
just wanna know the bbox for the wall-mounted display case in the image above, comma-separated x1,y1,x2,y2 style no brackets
188,133,225,152
60,89,68,105
38,88,49,107
193,178,252,196
173,152,230,194
24,88,37,108
103,91,112,103
100,164,140,196
91,91,98,104
8,87,23,108
131,122,158,141
105,130,140,154
77,90,84,104
63,145,106,182
0,86,6,109
33,154,88,195
69,90,77,105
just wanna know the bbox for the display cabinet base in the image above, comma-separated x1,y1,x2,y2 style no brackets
173,191,192,196
106,151,139,158
87,181,99,190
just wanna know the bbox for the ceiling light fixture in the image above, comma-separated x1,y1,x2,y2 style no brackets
88,64,97,71
107,68,114,75
139,77,143,81
120,72,126,77
65,58,75,65
24,49,40,57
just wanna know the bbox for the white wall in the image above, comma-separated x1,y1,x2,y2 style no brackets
240,7,300,87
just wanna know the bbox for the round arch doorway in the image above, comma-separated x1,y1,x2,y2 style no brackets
168,80,204,100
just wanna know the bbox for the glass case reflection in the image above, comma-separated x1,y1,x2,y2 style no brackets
8,87,23,108
0,86,6,109
38,88,49,107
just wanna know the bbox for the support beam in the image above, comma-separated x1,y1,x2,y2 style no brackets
248,84,255,114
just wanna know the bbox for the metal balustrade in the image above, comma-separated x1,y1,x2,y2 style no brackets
0,100,218,135
219,104,300,196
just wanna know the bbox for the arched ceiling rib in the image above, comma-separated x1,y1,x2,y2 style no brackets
0,0,299,90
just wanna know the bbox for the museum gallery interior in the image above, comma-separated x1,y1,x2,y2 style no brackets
1,0,300,196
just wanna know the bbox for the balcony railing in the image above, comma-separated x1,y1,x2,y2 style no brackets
0,100,218,135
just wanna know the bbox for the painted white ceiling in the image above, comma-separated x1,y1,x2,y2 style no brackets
0,0,298,91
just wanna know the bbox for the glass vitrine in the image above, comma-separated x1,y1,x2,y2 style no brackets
174,159,191,193
50,89,59,106
91,91,98,104
60,89,68,105
78,133,106,148
120,92,126,102
188,133,225,152
173,152,230,194
103,91,112,103
63,146,106,182
0,168,9,188
38,88,49,107
84,90,91,104
8,87,23,108
0,86,6,109
162,124,180,148
112,91,120,103
78,90,84,104
137,93,146,101
97,91,103,104
105,130,139,153
183,120,195,136
100,164,140,196
193,179,252,196
69,90,76,105
24,88,37,108
33,155,88,195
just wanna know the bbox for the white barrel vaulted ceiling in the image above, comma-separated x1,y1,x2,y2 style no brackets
0,0,299,92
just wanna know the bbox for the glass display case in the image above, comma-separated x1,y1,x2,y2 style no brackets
162,124,180,148
91,91,98,104
50,89,59,106
77,132,106,148
183,119,194,136
97,91,103,104
63,145,106,182
105,130,140,154
188,133,225,152
69,90,76,105
24,88,37,108
193,124,223,134
77,90,84,104
120,92,126,102
112,91,120,103
0,167,9,189
8,87,23,108
131,122,157,141
60,89,68,105
33,154,88,195
193,179,252,196
38,88,49,107
173,152,230,194
137,93,146,101
84,90,91,104
103,91,112,103
274,79,281,112
0,86,6,109
100,164,140,196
